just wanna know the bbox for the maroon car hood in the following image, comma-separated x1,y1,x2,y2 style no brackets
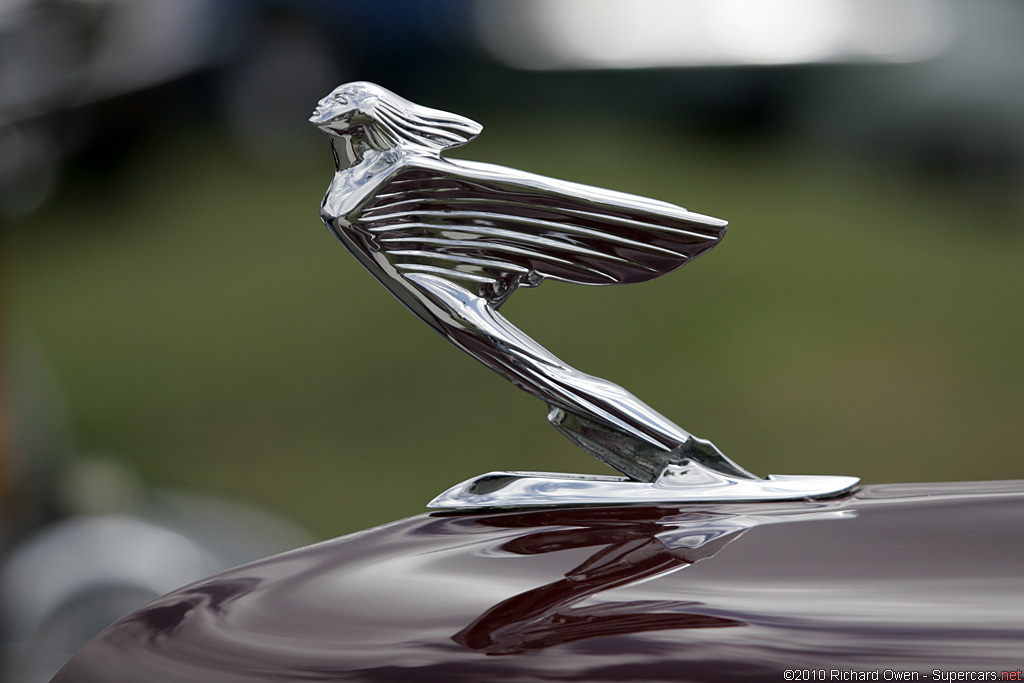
53,481,1024,681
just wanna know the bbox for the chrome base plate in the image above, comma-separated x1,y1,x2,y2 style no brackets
428,460,860,510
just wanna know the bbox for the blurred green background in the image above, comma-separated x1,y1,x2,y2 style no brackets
9,112,1023,539
4,1,1024,542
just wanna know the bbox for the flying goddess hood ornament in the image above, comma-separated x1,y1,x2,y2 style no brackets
311,82,858,507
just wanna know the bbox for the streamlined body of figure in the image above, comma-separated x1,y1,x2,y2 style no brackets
311,82,752,482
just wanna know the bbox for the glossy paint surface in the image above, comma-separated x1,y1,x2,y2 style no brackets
55,482,1024,681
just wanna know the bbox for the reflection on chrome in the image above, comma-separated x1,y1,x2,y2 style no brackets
311,82,858,506
453,504,853,654
429,466,860,508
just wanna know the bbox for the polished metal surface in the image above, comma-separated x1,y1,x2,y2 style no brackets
52,481,1024,681
311,82,857,504
428,466,860,509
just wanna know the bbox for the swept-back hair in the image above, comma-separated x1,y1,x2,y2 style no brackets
344,81,482,152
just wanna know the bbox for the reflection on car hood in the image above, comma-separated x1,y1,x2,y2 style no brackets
54,481,1024,681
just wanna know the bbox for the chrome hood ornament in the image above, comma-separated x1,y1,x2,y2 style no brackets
311,82,858,507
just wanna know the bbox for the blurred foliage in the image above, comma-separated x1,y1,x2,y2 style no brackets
7,112,1024,539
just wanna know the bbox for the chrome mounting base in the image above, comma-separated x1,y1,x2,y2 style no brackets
428,459,860,510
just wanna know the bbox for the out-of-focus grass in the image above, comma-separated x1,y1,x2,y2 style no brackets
8,114,1024,539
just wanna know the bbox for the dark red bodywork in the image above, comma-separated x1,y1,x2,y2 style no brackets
54,481,1024,681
